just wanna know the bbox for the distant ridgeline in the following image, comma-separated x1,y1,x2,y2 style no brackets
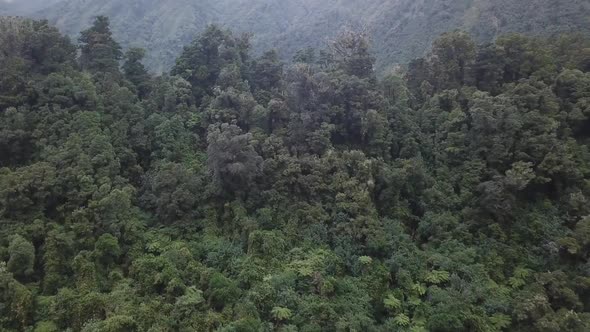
1,14,590,332
3,0,589,73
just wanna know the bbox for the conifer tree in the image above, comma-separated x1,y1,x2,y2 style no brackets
78,16,122,73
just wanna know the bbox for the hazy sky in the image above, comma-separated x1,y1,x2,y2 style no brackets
1,0,65,13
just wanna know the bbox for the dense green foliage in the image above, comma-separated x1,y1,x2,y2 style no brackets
4,0,588,73
1,15,590,331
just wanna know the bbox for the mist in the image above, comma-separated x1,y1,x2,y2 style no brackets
2,0,587,73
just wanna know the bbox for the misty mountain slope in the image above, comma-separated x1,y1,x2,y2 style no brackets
370,0,590,72
8,0,589,72
35,0,399,71
0,0,63,15
43,0,218,73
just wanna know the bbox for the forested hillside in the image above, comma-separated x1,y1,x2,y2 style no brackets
5,0,588,72
1,15,590,331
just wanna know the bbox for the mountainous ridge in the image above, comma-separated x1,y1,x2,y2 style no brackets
2,0,588,72
0,0,62,15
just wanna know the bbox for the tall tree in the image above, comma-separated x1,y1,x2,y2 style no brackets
330,29,375,78
78,16,122,74
123,47,151,98
207,123,262,197
171,25,250,103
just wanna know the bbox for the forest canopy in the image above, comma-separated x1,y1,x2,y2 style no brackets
5,0,588,73
0,15,589,332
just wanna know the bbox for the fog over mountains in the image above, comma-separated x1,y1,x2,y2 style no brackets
3,0,590,72
0,0,62,15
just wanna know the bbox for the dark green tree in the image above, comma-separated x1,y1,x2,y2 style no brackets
207,123,262,197
122,48,151,98
330,29,375,78
78,16,122,74
7,235,35,280
171,25,250,102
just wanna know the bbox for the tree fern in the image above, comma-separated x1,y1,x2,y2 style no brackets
424,270,450,284
489,313,511,331
411,283,427,296
384,294,402,311
393,314,411,327
271,307,292,321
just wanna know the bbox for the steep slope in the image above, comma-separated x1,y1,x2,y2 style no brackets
6,0,589,72
2,14,590,331
0,0,63,15
43,0,217,73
